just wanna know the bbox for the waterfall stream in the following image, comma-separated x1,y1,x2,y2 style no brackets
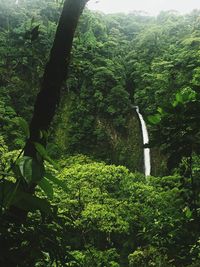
135,106,151,176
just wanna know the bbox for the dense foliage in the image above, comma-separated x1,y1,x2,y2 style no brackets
1,154,199,266
0,0,200,266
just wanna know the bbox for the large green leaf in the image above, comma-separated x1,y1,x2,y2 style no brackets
34,142,48,159
0,181,51,214
0,180,18,208
14,192,51,214
17,156,44,184
38,177,54,199
44,172,68,192
34,142,59,169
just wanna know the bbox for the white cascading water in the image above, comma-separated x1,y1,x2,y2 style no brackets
135,106,151,177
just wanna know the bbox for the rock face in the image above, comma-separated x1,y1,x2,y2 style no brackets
54,94,144,173
95,112,144,172
53,93,167,175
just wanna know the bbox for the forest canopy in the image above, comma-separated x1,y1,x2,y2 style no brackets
0,0,200,266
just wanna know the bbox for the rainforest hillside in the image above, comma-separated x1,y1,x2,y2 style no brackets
0,0,200,266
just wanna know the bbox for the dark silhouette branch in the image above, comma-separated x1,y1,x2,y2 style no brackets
9,0,89,221
24,0,89,157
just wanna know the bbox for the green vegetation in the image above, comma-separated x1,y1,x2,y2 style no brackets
0,0,200,266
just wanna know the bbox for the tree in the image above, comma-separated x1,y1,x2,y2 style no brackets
9,0,89,220
25,0,89,156
148,89,200,212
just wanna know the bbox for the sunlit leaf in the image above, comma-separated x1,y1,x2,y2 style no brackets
183,206,192,219
175,92,183,103
147,114,161,124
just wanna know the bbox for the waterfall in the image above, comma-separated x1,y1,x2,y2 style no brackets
135,106,151,177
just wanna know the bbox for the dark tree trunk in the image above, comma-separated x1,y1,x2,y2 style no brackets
9,0,89,221
24,0,88,158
